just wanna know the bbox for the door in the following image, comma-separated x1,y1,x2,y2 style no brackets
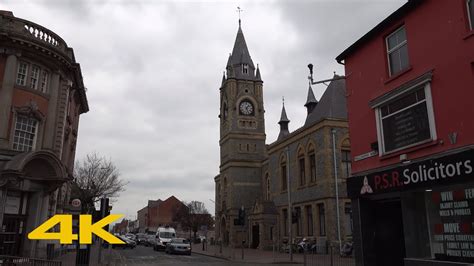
252,224,259,248
374,200,405,266
0,214,27,256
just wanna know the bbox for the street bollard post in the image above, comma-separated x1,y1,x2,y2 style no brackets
330,245,334,266
241,240,245,260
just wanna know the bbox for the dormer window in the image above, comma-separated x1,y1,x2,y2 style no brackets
242,64,249,74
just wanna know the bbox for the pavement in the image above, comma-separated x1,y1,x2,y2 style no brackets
57,242,124,266
190,243,303,264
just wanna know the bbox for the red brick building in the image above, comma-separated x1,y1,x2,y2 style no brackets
137,196,186,233
336,0,474,265
0,11,88,258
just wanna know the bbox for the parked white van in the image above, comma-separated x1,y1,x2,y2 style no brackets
153,226,176,251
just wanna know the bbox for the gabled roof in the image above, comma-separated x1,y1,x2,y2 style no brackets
336,0,422,62
304,76,347,126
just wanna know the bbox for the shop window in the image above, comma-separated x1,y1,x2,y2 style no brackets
306,205,314,236
283,209,288,237
13,115,38,152
386,26,409,76
468,0,474,30
376,82,436,154
341,150,352,178
318,203,326,236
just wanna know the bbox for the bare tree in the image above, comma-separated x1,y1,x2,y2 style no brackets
173,201,214,240
73,153,127,212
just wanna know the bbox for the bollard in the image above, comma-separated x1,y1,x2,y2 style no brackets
241,240,245,260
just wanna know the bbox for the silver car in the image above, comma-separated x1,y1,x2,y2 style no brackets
165,238,191,255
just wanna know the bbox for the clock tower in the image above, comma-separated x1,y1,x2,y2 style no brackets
216,20,266,246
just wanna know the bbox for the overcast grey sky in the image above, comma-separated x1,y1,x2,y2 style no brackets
3,0,405,220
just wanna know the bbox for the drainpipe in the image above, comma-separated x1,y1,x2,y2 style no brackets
331,128,342,252
286,147,293,262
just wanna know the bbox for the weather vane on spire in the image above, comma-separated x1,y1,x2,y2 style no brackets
282,96,285,106
237,7,243,26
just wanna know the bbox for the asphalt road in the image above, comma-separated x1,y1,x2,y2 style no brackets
115,245,238,265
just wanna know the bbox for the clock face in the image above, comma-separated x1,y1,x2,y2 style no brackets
239,101,254,115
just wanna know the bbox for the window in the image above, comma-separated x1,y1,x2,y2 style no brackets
306,205,313,236
283,209,288,236
318,203,326,236
295,207,302,236
30,65,40,90
281,164,287,191
298,157,305,186
242,64,249,74
386,26,409,76
377,84,436,154
344,203,353,236
13,115,38,152
309,153,316,183
16,62,28,86
469,0,474,30
341,150,351,178
40,70,49,93
266,175,270,200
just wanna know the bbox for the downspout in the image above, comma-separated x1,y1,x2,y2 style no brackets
332,128,342,252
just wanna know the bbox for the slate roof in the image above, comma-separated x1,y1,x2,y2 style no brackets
228,25,255,69
278,105,290,124
304,85,318,107
304,75,347,126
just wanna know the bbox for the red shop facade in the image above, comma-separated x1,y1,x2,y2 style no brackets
336,0,474,265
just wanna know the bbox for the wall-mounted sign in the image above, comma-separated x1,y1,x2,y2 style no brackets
347,149,474,198
354,150,378,162
427,188,474,262
4,191,21,214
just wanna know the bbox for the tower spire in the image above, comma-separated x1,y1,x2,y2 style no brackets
278,97,290,140
305,83,318,115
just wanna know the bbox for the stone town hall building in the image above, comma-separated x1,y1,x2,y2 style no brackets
215,21,352,250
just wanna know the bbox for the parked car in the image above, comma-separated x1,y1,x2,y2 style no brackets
125,233,136,241
112,235,136,249
136,233,147,245
153,226,176,251
165,238,191,255
145,234,156,247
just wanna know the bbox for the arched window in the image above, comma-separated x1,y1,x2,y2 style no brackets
297,147,306,186
280,154,287,191
308,143,317,183
340,139,351,178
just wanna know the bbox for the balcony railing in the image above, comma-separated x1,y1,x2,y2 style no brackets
0,12,71,61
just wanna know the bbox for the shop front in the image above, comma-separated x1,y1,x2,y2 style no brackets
348,148,474,266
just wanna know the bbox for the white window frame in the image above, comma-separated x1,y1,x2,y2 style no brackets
12,115,38,152
30,65,40,90
468,0,474,30
16,62,28,86
386,26,408,76
40,70,49,93
374,81,437,155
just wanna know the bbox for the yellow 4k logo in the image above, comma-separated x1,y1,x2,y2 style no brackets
28,214,125,244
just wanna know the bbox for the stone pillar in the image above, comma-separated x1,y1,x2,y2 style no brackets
0,187,6,229
42,72,60,150
0,54,18,149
